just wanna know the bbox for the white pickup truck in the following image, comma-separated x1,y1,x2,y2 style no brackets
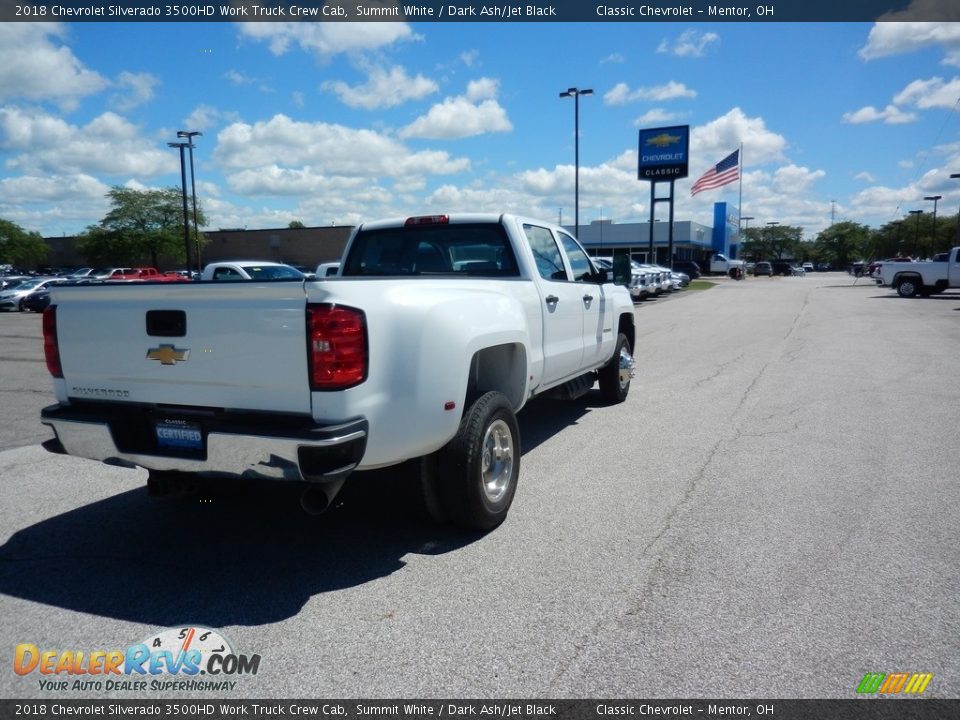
41,214,636,531
709,253,746,276
875,247,960,297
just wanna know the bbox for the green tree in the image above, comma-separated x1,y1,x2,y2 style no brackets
77,186,206,267
288,220,305,229
814,221,872,268
0,219,49,269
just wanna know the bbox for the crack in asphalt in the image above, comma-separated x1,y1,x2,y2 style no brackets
546,288,815,691
692,352,747,390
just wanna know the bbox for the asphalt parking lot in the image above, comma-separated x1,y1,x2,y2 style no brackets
1,273,958,699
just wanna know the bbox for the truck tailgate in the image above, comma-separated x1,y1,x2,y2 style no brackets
51,282,312,414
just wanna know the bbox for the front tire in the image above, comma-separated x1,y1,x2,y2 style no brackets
438,391,519,531
598,333,634,404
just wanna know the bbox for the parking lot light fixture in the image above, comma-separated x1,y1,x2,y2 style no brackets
908,210,923,255
952,174,960,243
924,195,942,256
559,87,593,240
168,141,191,270
178,130,203,274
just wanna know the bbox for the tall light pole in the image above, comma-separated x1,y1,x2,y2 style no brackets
178,130,202,274
559,87,593,239
908,210,923,256
168,141,191,271
951,173,960,244
924,194,942,257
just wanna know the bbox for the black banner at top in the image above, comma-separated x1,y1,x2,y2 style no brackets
2,0,959,23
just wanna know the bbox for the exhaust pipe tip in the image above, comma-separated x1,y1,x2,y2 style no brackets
299,478,345,515
300,486,331,515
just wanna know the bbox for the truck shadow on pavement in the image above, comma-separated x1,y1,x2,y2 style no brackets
0,397,595,627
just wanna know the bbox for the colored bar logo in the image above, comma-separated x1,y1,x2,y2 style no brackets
857,672,933,695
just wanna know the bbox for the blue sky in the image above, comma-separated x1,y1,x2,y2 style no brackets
2,21,959,240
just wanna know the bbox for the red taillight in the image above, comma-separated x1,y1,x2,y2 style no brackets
307,304,367,390
43,305,63,378
404,215,449,227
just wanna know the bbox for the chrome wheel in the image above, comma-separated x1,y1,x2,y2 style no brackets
618,346,636,390
481,419,514,503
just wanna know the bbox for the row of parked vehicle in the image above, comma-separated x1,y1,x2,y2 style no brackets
1,253,693,313
589,256,692,301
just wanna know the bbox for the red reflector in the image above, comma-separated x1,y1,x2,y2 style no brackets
307,304,367,390
43,305,63,378
404,215,449,227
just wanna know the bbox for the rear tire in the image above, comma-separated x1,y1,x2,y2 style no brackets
438,391,519,531
896,277,920,298
598,333,633,404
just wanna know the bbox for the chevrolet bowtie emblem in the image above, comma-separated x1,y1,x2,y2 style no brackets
146,344,190,365
646,133,681,148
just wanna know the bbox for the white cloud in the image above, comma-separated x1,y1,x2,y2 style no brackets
0,24,108,109
459,50,479,67
224,69,255,86
399,79,512,139
855,171,877,183
893,76,960,108
0,173,109,204
237,22,417,58
0,107,175,177
842,104,918,124
213,114,470,188
601,53,625,64
111,71,160,111
691,107,787,166
772,165,826,194
656,30,720,58
633,108,685,126
323,65,438,109
860,20,960,66
183,105,241,132
604,81,696,105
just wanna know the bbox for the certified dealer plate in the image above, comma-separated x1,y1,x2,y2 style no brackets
154,419,203,450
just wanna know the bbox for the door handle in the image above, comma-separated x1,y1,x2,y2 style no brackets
582,294,594,302
545,294,559,304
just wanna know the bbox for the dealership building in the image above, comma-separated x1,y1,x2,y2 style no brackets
568,202,743,266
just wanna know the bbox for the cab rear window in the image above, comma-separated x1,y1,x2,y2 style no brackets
342,224,519,278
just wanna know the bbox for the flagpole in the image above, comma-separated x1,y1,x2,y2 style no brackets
737,143,744,237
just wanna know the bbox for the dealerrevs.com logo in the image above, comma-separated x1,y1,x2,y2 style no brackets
856,672,933,696
14,626,260,693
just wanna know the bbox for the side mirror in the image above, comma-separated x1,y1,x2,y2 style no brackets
592,268,609,284
613,254,632,287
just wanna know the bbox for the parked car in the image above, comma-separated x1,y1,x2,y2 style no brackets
200,261,305,281
754,261,773,276
672,260,701,279
90,267,136,280
802,262,815,273
771,260,794,276
592,257,649,300
1,275,31,291
0,277,64,311
20,288,52,313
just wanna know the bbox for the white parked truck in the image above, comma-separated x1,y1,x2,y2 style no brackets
709,253,746,276
875,247,960,297
41,214,636,531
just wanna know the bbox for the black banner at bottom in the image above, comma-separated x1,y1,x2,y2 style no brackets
2,699,958,720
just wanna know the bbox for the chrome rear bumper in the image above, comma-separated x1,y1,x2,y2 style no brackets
41,403,367,483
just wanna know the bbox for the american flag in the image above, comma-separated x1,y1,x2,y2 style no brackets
690,149,740,196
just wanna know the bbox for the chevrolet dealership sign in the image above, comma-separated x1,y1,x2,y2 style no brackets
638,125,689,180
